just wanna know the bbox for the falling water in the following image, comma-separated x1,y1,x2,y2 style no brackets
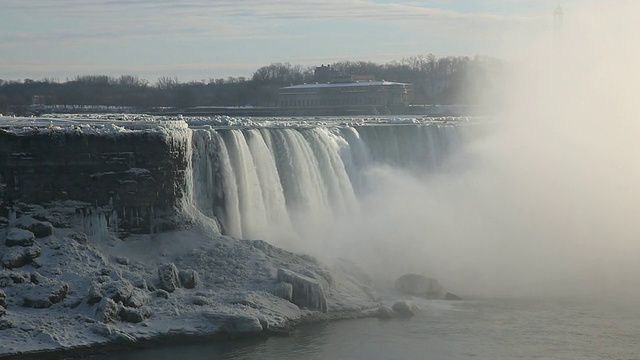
181,122,462,244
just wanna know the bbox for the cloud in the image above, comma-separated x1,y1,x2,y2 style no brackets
0,0,553,80
1,0,543,43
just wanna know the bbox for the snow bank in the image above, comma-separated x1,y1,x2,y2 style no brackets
0,203,378,357
0,114,469,137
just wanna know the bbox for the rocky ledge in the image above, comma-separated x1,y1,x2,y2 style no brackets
0,205,380,358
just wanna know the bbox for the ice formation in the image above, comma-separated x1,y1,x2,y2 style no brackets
0,115,467,357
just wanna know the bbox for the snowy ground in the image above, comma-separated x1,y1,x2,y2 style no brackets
0,114,463,358
0,201,379,358
0,114,468,134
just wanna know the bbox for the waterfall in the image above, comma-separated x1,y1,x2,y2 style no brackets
182,122,462,244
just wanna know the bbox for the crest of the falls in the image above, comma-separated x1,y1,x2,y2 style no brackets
182,123,462,245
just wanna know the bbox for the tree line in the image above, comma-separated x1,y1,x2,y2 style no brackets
0,54,505,114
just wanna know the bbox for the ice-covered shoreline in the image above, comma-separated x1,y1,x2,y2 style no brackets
0,202,380,359
0,114,466,358
0,114,469,134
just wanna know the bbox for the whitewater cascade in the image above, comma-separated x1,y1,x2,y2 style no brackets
181,123,462,243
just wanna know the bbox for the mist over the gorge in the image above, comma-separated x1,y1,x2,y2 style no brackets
292,2,640,301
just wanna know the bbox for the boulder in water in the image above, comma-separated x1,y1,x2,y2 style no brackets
392,300,419,317
445,292,462,300
376,304,398,319
395,273,444,298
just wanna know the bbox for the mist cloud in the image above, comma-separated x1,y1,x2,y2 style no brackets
298,2,640,302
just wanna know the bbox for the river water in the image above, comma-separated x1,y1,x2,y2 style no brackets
87,297,640,360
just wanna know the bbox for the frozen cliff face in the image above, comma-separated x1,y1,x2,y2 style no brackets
0,122,191,235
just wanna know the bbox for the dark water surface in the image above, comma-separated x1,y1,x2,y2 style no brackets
86,298,640,360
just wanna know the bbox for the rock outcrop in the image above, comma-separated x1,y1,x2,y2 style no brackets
392,300,419,317
14,216,53,238
276,268,328,313
395,273,445,298
2,245,41,269
157,263,181,293
178,269,199,289
0,290,6,317
4,228,35,247
22,282,69,309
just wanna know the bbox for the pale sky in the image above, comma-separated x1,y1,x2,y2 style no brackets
0,1,577,82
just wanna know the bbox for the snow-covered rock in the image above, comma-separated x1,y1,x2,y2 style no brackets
0,202,378,357
277,268,328,313
95,298,119,323
118,305,152,323
101,279,134,304
157,263,181,292
0,289,6,307
376,304,398,319
4,228,35,247
0,290,6,318
22,281,69,309
268,282,293,302
178,269,199,289
204,313,264,337
2,245,41,269
392,300,419,317
15,216,53,238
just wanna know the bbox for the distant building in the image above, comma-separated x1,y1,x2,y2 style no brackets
279,65,413,115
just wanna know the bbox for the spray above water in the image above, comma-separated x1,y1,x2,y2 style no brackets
179,3,640,301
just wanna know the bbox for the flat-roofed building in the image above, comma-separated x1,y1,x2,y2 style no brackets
278,79,414,115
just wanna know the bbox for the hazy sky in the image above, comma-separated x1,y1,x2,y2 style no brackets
1,0,577,82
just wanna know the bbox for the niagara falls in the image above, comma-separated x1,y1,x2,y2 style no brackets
2,1,640,359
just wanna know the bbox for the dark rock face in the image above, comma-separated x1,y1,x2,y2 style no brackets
0,130,189,234
0,289,7,316
178,269,199,289
158,263,181,293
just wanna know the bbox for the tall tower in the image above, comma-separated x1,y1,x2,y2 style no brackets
554,5,564,38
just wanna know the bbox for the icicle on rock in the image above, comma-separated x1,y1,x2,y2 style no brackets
276,268,328,313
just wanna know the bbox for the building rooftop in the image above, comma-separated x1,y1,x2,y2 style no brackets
280,81,410,90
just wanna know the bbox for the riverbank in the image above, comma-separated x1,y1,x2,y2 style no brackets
0,203,379,359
